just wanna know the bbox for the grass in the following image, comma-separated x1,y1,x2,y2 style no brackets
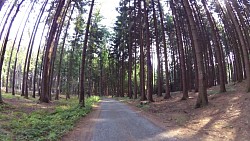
0,95,100,141
2,93,21,99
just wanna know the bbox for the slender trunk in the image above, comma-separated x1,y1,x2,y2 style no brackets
0,0,6,11
133,0,137,99
0,0,17,40
225,1,250,92
157,0,171,99
80,0,95,107
182,0,208,108
21,1,36,96
41,0,66,103
55,4,74,100
24,0,48,98
5,1,32,93
143,0,154,102
13,22,30,95
0,0,24,103
68,30,78,99
138,0,146,101
151,0,162,97
201,0,226,92
49,0,72,100
128,3,133,99
33,14,51,98
171,1,188,99
0,1,12,26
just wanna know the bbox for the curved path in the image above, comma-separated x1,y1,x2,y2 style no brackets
91,98,177,141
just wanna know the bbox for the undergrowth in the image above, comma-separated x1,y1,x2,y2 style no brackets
0,96,100,141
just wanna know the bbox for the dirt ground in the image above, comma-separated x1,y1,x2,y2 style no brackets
61,81,250,141
4,81,249,141
122,81,250,141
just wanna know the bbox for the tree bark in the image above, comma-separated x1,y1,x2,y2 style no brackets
80,0,95,107
182,0,208,108
143,0,154,102
55,4,74,100
157,0,171,99
152,0,162,97
171,1,188,100
0,0,17,41
0,0,24,103
41,0,66,103
201,0,226,92
0,0,6,11
24,0,48,98
225,1,250,92
138,0,146,101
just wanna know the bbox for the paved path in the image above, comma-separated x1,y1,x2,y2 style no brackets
92,99,177,141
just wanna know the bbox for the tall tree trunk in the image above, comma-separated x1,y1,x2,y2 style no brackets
138,0,146,101
4,3,31,93
128,3,133,99
5,1,33,93
182,0,208,108
201,0,226,92
0,0,17,41
133,0,137,99
33,10,52,98
24,0,48,98
225,1,250,92
55,4,74,100
171,1,188,100
143,0,154,102
157,0,171,99
0,0,6,11
0,1,12,26
152,0,162,97
12,12,32,95
0,0,24,104
80,0,95,107
41,0,66,103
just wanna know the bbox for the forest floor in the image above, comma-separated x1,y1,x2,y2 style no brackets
0,93,99,141
116,81,250,141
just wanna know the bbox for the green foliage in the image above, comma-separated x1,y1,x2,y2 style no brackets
0,103,13,112
1,96,99,141
2,93,20,99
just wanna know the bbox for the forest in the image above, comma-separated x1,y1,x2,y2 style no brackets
0,0,250,140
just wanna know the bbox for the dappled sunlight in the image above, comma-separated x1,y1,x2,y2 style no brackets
58,105,71,110
164,117,213,139
158,114,238,140
125,87,250,141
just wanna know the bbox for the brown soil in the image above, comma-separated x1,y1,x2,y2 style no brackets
121,81,250,141
7,82,248,141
